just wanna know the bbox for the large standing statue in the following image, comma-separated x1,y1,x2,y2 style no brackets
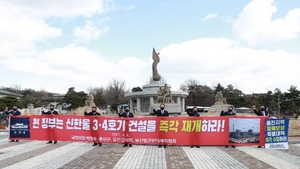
152,48,161,81
85,92,95,107
214,91,227,105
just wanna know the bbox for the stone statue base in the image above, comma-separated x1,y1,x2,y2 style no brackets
207,104,233,114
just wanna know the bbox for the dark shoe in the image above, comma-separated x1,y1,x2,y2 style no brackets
10,140,15,142
190,146,194,148
231,146,235,148
225,146,228,148
258,146,262,148
129,144,132,147
54,141,57,144
15,140,19,142
158,145,162,148
163,145,167,148
196,146,200,148
47,141,53,144
92,143,97,146
123,144,128,147
98,143,102,146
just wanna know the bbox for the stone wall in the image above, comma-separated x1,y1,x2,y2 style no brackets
289,119,300,140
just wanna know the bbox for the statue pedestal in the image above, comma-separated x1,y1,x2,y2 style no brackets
207,104,233,114
125,81,188,115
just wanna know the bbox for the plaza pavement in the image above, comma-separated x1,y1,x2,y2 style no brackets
1,132,300,169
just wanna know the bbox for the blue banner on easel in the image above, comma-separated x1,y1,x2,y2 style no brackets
265,118,289,149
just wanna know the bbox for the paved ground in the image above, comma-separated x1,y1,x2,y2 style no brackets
1,132,300,169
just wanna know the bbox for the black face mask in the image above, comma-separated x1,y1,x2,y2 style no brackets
160,107,164,110
92,110,96,112
125,109,129,112
50,108,54,111
260,108,265,111
13,108,17,111
193,110,197,113
228,109,232,112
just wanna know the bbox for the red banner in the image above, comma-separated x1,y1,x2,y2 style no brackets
9,115,267,146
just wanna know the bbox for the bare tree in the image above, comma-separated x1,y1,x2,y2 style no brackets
181,79,200,105
104,79,128,113
180,78,214,106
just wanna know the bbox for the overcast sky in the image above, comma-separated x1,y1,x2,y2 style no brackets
1,0,300,94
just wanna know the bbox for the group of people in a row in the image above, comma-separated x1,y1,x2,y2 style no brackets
4,103,267,148
84,103,170,148
220,104,268,148
4,105,59,144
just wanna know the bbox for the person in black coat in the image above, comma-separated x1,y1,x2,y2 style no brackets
152,103,169,148
252,105,268,116
186,106,200,117
119,106,134,147
42,104,59,144
220,109,226,116
5,106,21,142
84,106,102,146
186,106,200,148
5,106,21,116
152,103,169,117
221,106,236,148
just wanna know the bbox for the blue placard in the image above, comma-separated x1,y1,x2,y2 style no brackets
9,117,31,138
265,118,289,149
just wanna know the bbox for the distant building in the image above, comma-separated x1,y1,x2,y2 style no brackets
0,89,23,100
42,94,65,102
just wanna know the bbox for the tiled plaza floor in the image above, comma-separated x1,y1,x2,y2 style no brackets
0,132,300,169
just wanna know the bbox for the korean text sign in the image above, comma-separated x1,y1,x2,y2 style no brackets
265,119,289,149
10,115,266,146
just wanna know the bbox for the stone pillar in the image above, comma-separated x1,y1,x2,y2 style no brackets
150,97,154,107
177,97,180,104
181,97,185,112
130,99,133,111
137,97,141,113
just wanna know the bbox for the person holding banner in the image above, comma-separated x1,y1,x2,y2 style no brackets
41,104,58,144
84,106,102,146
252,105,268,117
5,106,21,142
152,103,169,148
252,105,267,148
220,108,227,116
186,106,200,148
119,106,134,147
221,106,236,148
